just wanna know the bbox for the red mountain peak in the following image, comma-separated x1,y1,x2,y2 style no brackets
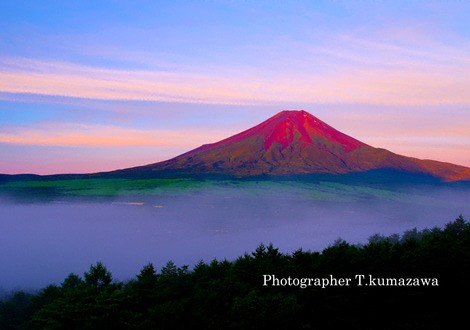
263,110,367,152
190,110,366,155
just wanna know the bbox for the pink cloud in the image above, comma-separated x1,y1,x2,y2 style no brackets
0,146,182,175
1,57,469,106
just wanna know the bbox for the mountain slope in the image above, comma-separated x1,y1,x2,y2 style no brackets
115,110,470,182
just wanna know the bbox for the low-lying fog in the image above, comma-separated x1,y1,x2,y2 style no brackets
1,185,469,291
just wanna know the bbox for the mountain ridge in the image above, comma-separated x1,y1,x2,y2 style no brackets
113,110,469,182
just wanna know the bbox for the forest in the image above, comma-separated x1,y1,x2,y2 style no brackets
1,215,469,329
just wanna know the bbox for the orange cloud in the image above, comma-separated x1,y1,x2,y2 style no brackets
0,123,228,147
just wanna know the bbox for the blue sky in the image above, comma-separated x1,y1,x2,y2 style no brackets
1,0,469,174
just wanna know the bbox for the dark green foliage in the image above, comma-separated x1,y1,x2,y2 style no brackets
28,263,128,330
0,291,33,330
1,216,469,329
84,262,113,289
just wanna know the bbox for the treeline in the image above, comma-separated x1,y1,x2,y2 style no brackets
1,216,469,329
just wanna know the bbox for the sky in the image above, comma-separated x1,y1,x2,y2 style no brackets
0,0,469,174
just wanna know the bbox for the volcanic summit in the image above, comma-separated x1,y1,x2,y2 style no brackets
118,110,470,181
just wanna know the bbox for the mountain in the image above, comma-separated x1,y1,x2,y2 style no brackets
113,110,470,182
